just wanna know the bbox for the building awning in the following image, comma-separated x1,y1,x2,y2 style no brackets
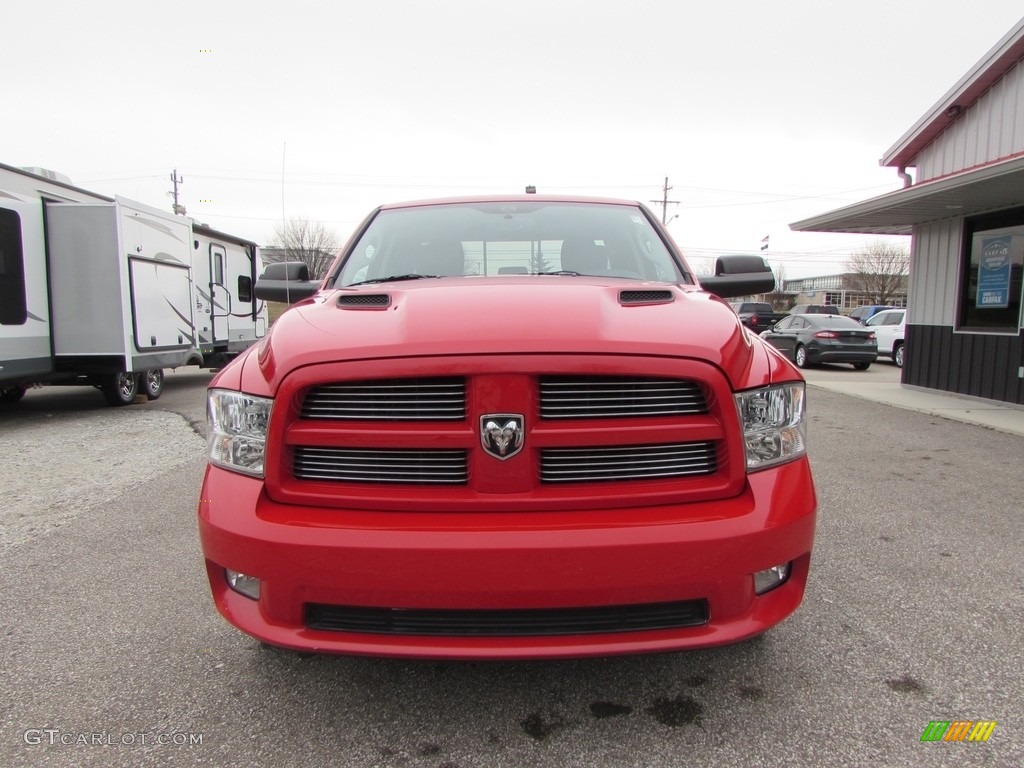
791,153,1024,235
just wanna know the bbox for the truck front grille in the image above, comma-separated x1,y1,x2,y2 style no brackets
275,362,739,505
540,441,716,483
539,376,706,419
302,377,465,421
294,447,468,484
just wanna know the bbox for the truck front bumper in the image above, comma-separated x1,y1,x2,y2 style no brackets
198,459,817,659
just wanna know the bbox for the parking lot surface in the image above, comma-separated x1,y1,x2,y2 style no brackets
1,367,1021,767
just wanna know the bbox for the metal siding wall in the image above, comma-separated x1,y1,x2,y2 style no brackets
906,325,1023,404
999,66,1022,158
915,61,1024,181
911,219,961,326
905,324,923,386
973,95,990,163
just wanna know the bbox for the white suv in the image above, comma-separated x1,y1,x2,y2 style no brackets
865,309,906,367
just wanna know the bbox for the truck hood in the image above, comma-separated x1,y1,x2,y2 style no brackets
247,277,780,393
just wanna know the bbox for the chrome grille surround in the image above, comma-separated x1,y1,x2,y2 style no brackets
540,376,707,419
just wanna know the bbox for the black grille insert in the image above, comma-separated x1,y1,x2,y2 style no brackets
306,599,709,636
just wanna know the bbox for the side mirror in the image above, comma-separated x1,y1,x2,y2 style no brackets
700,255,775,299
255,261,320,303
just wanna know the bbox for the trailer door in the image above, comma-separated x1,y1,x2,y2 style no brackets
209,243,229,342
0,199,52,382
224,240,259,344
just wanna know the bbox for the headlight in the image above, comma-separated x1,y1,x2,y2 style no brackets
734,382,807,471
207,389,273,477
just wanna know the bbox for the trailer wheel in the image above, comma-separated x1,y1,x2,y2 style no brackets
102,372,140,406
0,385,27,404
141,369,164,400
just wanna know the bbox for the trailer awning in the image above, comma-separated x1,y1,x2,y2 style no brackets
791,153,1024,235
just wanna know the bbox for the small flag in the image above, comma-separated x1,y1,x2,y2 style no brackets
760,235,769,252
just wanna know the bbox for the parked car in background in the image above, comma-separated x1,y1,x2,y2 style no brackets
728,301,788,335
761,314,878,369
848,305,895,325
788,304,840,315
865,308,906,367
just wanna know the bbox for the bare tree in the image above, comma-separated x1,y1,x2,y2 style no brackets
265,218,339,280
765,263,789,310
773,262,787,291
844,241,910,305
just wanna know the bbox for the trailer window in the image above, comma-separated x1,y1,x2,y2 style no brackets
0,208,28,325
214,253,224,285
238,275,252,303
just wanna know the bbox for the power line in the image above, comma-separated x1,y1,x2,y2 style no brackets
650,176,680,225
170,169,186,215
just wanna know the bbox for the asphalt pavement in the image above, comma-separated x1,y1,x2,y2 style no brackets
1,364,1021,768
801,362,1024,437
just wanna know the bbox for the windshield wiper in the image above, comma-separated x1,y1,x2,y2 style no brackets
534,270,581,276
347,273,441,286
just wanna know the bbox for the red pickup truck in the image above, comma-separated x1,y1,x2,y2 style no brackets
198,195,817,659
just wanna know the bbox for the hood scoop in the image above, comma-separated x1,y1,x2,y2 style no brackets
618,289,674,306
337,293,391,309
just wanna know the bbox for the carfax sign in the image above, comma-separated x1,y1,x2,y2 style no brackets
976,235,1012,309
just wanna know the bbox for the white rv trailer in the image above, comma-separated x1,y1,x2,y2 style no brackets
0,163,267,405
191,223,268,366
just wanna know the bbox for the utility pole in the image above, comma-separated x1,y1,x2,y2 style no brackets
170,169,186,215
650,176,679,225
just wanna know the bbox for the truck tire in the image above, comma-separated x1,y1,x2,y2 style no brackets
141,369,164,400
893,343,904,368
102,372,140,406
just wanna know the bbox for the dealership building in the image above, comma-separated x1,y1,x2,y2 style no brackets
793,16,1024,405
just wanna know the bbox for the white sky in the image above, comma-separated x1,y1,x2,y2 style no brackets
4,0,1023,277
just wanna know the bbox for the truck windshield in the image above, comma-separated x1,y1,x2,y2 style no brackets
334,201,691,287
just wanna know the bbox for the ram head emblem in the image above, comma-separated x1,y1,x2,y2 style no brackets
480,414,525,460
